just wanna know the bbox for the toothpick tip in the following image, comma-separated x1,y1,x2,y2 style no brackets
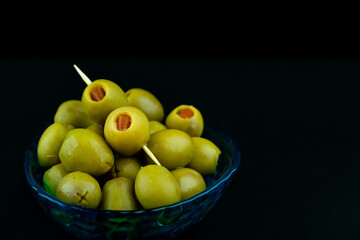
73,64,92,86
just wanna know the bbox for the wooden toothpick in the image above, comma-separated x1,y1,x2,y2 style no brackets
142,145,162,166
74,64,92,86
73,64,161,166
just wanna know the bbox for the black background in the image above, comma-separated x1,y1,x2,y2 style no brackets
2,45,360,239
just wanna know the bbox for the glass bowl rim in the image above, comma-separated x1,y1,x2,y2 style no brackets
24,127,241,214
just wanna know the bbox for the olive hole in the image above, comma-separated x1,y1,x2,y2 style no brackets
90,86,106,102
116,114,132,131
177,108,194,119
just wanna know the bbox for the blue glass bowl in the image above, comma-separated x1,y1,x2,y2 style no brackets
24,126,241,240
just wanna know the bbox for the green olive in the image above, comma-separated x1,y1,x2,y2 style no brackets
86,123,104,137
171,168,206,201
135,165,181,209
59,129,114,176
187,137,221,175
43,163,70,197
109,156,142,182
37,122,72,168
104,106,150,156
101,177,138,211
56,171,102,209
149,120,167,135
125,88,164,121
165,105,204,137
146,129,194,170
81,79,128,125
54,100,95,128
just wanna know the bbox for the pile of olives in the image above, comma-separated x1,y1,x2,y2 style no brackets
38,77,221,211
